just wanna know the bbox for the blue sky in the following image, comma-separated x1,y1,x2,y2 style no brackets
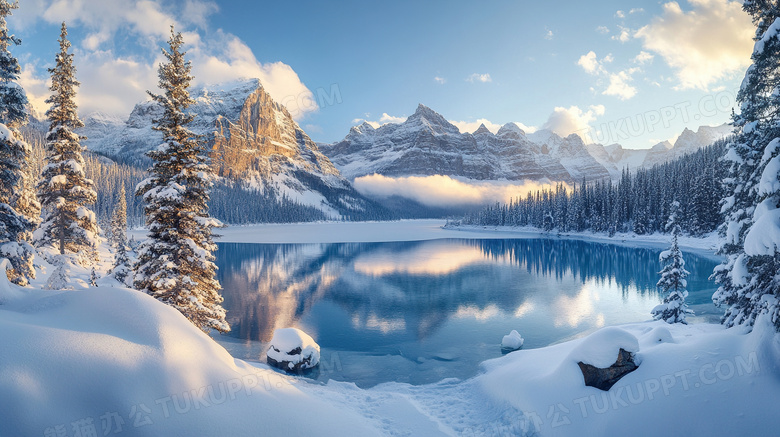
9,0,754,148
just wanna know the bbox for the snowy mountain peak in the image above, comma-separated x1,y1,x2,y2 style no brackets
641,123,730,168
496,122,526,139
79,78,376,219
407,103,460,135
473,123,492,135
527,128,558,145
349,122,376,137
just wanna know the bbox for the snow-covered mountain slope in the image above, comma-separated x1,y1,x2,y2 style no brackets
320,104,611,183
585,143,651,178
80,78,377,220
587,124,732,178
641,124,732,168
323,105,732,184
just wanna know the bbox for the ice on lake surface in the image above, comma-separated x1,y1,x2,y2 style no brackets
211,238,719,388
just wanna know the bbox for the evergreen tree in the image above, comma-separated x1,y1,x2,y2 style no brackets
0,0,36,285
134,27,229,333
110,182,131,284
652,221,693,324
35,23,99,265
89,266,98,286
45,255,70,290
713,6,780,330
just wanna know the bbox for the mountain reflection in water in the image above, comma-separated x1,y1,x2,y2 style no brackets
213,238,719,387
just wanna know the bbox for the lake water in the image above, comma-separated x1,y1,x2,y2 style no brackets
211,238,721,388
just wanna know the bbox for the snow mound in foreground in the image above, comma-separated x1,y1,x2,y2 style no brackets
475,322,780,436
0,280,380,436
565,326,640,368
267,328,321,371
501,330,524,350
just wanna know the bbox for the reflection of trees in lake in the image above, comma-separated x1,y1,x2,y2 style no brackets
216,243,375,342
215,239,717,343
472,239,660,296
471,239,716,299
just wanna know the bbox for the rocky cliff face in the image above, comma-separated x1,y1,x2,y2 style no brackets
321,104,611,183
80,79,372,219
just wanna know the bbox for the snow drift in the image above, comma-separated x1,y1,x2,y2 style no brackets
0,280,379,436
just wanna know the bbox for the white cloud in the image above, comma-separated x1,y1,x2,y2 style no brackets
635,0,754,90
514,122,538,134
354,174,560,207
352,119,380,128
611,26,631,43
577,51,612,75
466,73,492,83
541,105,604,142
603,68,639,100
434,76,446,84
352,113,406,128
629,8,644,14
544,29,554,40
17,63,49,117
577,51,601,75
615,10,625,18
596,26,610,34
633,51,654,64
378,113,406,124
13,0,317,119
577,51,639,100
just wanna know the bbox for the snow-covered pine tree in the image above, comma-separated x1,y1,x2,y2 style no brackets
0,0,36,285
45,255,70,290
652,221,693,324
109,182,131,284
35,23,99,265
134,27,229,333
713,4,780,330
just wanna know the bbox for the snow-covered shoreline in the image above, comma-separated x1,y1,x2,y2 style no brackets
3,275,778,436
188,219,723,260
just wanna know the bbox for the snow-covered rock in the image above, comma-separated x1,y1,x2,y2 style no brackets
566,327,640,390
501,330,524,350
566,326,640,368
267,328,321,373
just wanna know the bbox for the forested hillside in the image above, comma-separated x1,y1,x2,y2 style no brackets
456,138,728,236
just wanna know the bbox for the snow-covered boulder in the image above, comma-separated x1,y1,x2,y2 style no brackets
501,330,524,350
267,328,321,373
566,327,640,391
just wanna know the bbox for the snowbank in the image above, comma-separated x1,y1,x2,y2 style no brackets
475,321,780,436
3,262,779,436
0,282,380,436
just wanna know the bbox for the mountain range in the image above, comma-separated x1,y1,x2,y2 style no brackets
320,104,732,183
71,79,732,220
